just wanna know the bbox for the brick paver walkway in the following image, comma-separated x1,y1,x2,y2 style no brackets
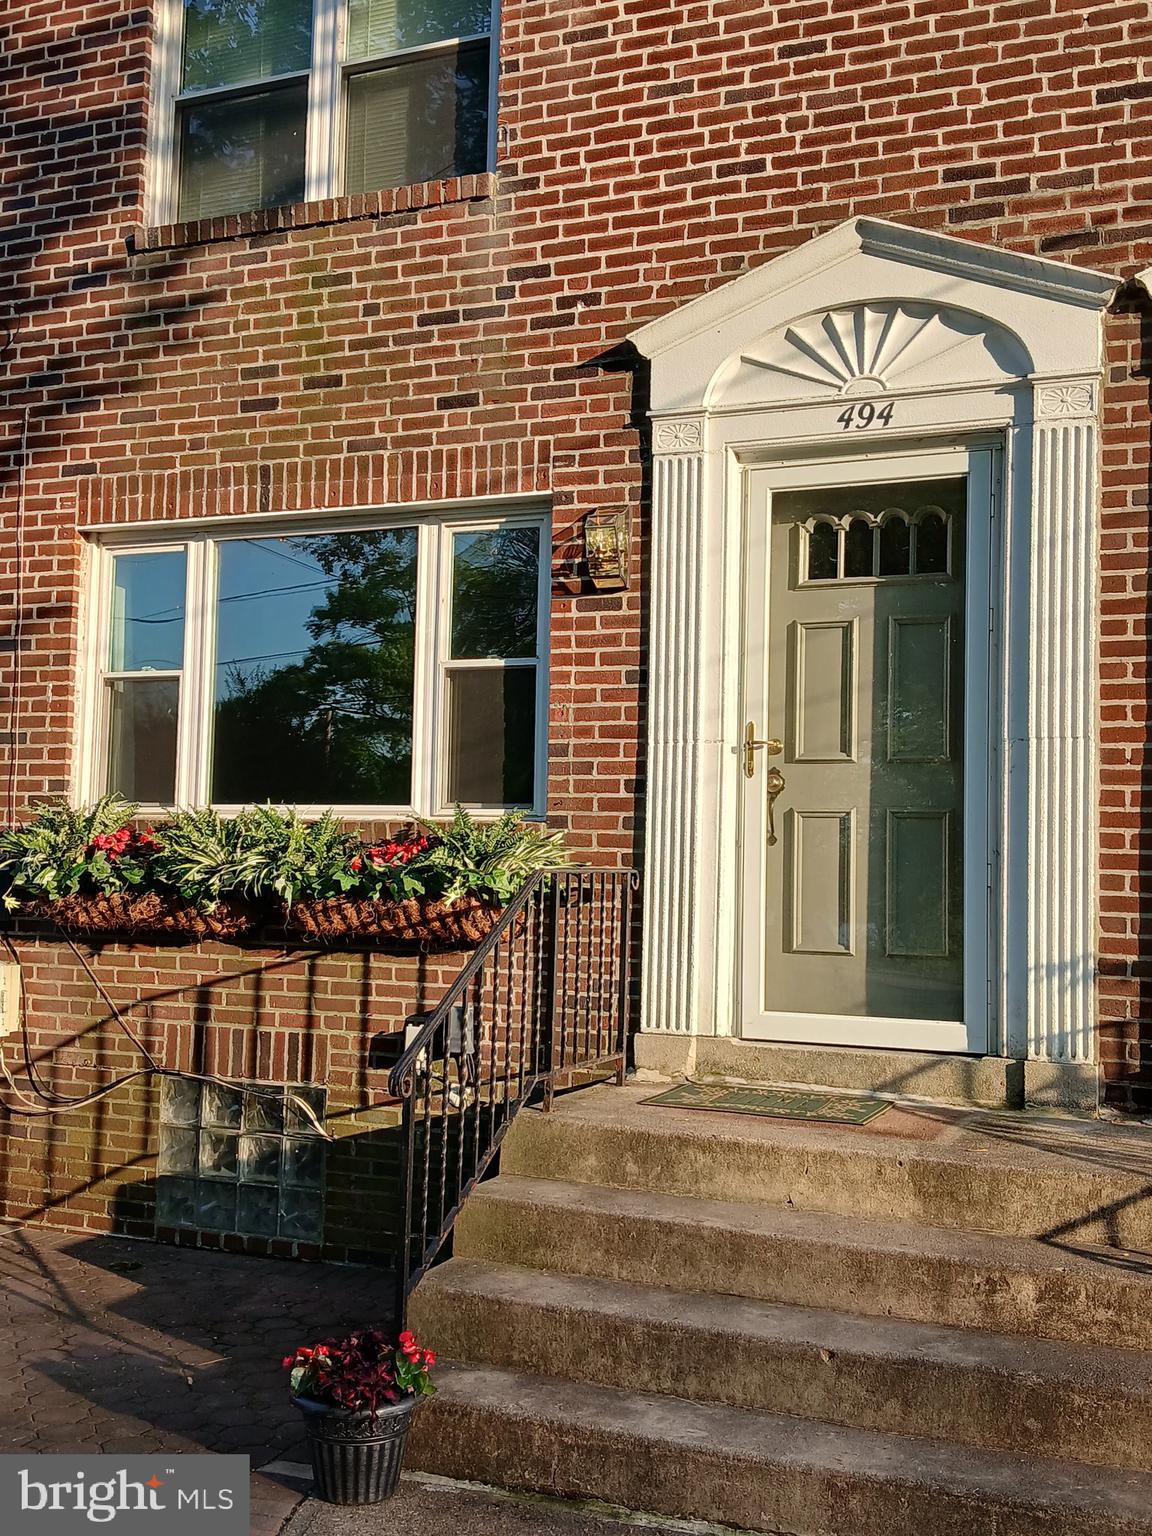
0,1225,393,1535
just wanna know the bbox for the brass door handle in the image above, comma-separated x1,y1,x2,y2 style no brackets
765,765,786,846
743,722,783,778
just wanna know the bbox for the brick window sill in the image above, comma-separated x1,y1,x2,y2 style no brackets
129,172,496,254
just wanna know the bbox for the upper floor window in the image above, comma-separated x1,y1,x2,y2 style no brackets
83,511,548,817
150,0,496,224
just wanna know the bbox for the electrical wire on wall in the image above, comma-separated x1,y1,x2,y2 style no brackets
0,925,331,1137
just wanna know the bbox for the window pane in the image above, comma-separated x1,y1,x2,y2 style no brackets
211,530,418,805
178,83,306,222
107,678,179,803
878,515,911,576
109,551,186,673
344,42,489,195
916,512,950,574
806,522,837,582
238,1184,280,1236
844,517,873,578
200,1129,239,1178
182,0,313,90
452,526,540,659
239,1133,281,1183
284,1135,324,1187
346,0,491,58
445,667,536,805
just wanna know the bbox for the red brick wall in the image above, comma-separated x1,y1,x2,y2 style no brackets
1097,287,1152,1109
0,0,1149,1164
0,919,458,1257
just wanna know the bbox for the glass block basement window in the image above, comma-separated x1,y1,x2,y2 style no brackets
157,1078,326,1242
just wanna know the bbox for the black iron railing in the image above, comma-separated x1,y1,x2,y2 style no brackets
387,867,637,1322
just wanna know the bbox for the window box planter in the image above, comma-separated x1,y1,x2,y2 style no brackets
26,892,259,942
1,801,563,950
293,1394,420,1506
283,894,504,949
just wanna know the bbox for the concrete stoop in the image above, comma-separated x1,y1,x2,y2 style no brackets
407,1085,1152,1535
409,1366,1152,1536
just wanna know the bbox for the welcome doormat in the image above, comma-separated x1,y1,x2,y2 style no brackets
640,1081,892,1125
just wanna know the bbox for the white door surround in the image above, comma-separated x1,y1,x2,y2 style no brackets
627,216,1124,1107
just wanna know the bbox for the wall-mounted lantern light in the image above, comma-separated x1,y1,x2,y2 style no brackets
584,508,629,591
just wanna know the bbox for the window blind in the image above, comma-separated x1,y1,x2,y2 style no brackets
344,43,488,194
178,83,308,222
345,0,491,60
182,0,314,90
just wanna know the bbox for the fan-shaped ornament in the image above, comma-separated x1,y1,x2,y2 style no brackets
723,301,1023,405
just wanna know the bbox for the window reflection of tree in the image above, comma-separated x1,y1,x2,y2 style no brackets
451,527,539,658
348,0,491,56
210,526,540,805
211,531,419,805
182,0,314,90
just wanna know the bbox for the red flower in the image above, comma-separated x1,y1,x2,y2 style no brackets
350,855,363,872
363,835,431,868
89,827,133,860
285,1328,434,1412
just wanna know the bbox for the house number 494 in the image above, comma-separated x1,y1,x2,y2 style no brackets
836,400,895,430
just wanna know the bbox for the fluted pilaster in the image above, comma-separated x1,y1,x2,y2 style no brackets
642,424,706,1034
1027,381,1099,1063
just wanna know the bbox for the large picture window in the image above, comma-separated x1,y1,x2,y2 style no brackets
83,511,548,816
151,0,497,224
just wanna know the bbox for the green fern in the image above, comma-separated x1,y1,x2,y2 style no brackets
416,807,565,903
0,799,567,915
151,808,244,908
0,794,141,905
228,806,359,906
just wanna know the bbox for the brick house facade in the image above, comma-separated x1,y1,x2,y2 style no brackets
0,0,1151,1249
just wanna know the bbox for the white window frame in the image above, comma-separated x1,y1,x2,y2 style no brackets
145,0,501,227
78,504,550,820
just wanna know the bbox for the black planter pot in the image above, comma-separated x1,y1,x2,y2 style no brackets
294,1395,419,1505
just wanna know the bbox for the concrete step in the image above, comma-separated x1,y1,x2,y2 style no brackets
501,1085,1152,1248
454,1174,1152,1349
410,1257,1152,1472
635,1034,1025,1107
407,1362,1152,1536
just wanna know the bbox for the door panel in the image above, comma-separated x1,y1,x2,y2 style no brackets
788,808,854,955
792,620,855,761
742,448,993,1053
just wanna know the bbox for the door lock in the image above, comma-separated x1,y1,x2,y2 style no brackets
743,722,783,778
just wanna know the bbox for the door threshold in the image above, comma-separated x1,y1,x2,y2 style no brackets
634,1033,1023,1110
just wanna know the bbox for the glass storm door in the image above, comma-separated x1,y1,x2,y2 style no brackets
741,447,994,1053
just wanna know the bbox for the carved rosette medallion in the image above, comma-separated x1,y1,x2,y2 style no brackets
654,419,704,452
1035,381,1098,420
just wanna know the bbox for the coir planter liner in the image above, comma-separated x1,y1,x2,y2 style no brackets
27,892,259,942
284,894,504,948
